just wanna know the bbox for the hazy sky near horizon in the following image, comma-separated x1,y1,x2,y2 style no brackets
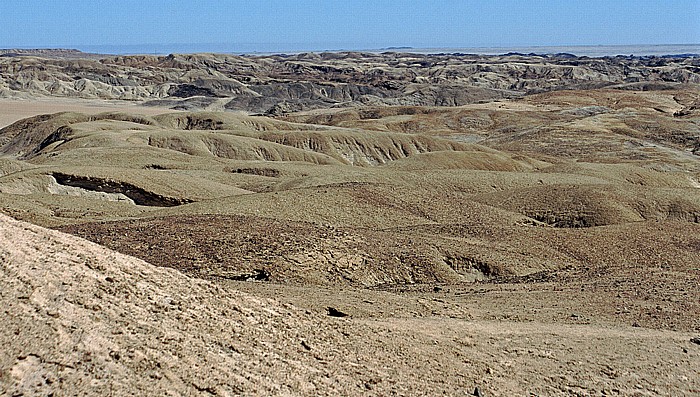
1,0,698,51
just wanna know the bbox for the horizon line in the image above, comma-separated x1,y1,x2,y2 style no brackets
2,43,700,58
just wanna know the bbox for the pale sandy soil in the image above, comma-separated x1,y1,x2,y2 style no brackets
0,98,176,129
2,213,699,396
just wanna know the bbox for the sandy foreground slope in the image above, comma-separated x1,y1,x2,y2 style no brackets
1,213,699,396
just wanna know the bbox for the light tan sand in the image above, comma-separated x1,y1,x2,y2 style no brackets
0,98,175,128
2,213,699,396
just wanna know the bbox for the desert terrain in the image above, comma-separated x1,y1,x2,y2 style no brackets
1,49,700,396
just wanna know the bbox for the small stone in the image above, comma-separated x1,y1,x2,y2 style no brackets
300,340,312,351
474,386,485,397
327,307,348,318
691,337,700,345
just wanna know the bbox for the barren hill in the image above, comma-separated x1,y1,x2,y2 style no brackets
1,213,494,395
1,51,698,114
2,88,700,284
1,51,700,395
3,214,699,396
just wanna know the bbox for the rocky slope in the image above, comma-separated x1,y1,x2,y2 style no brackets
1,51,698,114
3,214,700,396
1,213,485,396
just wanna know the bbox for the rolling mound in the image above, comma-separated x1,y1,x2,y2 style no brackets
472,183,700,227
57,212,700,288
0,111,476,167
381,150,540,171
287,89,700,170
0,109,533,231
2,102,700,282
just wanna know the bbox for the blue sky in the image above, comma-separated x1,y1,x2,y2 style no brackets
1,0,698,52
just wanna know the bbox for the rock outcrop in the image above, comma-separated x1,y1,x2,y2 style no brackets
1,52,698,113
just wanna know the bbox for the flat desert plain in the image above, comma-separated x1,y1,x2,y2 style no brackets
0,97,176,128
